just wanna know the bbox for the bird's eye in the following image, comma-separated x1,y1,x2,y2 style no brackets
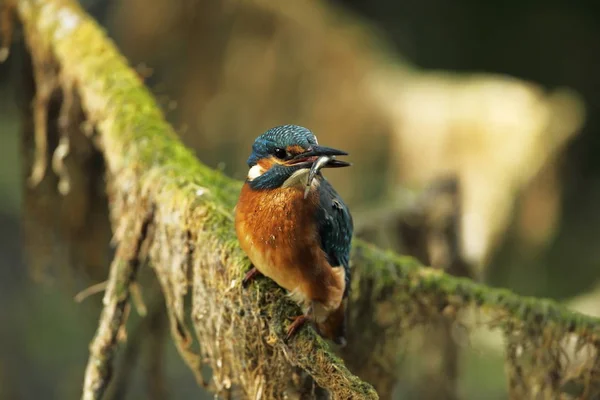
273,147,289,160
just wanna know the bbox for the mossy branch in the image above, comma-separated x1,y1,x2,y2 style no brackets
82,208,153,400
13,0,600,398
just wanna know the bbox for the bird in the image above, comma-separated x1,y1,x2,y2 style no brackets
234,125,353,346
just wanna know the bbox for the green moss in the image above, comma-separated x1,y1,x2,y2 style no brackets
351,240,600,341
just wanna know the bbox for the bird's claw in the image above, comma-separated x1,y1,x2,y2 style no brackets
285,315,309,342
242,267,262,288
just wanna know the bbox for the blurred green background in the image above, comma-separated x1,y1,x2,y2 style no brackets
1,0,600,399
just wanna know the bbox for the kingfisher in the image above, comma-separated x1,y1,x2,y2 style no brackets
235,125,353,346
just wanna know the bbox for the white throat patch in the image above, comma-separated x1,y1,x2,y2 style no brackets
247,164,265,181
247,165,321,192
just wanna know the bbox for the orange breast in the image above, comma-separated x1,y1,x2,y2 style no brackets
235,183,341,307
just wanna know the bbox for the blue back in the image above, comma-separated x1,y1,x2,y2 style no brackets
316,179,353,297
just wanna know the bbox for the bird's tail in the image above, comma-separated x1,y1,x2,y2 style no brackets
316,299,348,347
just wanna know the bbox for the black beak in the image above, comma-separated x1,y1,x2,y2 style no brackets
301,145,348,158
322,159,352,168
292,145,351,168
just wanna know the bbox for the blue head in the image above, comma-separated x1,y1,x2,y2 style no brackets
245,125,350,190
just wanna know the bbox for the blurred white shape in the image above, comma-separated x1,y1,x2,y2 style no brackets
373,71,585,268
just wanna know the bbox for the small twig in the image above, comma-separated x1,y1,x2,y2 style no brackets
52,75,75,195
130,282,147,317
75,280,148,319
104,316,143,400
28,46,57,187
104,293,166,400
117,303,131,343
74,281,108,303
81,208,154,400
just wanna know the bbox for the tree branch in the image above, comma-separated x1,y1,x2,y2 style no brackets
13,0,600,398
82,208,153,400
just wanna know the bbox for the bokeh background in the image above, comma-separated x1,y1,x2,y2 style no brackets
1,0,600,399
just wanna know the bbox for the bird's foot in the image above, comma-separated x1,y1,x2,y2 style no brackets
285,315,309,342
242,266,262,288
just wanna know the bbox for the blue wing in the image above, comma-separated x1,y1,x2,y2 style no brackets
316,178,353,297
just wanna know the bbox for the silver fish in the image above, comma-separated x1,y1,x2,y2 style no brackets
304,156,332,199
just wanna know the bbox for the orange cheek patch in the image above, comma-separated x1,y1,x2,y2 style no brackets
286,145,305,155
258,158,275,169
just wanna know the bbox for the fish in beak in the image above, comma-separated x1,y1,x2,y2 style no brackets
296,146,351,199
